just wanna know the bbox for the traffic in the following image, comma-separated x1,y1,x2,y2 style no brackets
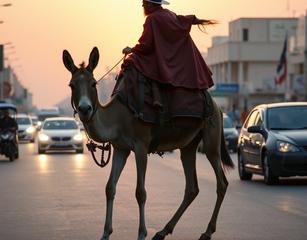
0,102,85,162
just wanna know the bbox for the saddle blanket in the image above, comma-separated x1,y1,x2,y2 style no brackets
112,64,212,124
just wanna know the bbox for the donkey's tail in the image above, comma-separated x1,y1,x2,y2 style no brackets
220,118,235,169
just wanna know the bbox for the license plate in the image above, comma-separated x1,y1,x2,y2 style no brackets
54,142,68,146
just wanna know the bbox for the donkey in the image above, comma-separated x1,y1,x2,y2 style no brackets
62,47,234,240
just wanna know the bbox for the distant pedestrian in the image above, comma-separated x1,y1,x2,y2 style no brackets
227,104,240,126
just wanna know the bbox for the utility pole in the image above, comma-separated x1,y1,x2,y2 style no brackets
305,10,307,100
0,44,3,100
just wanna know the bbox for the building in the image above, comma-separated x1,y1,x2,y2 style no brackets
0,65,34,112
0,44,34,112
288,13,307,100
206,17,298,110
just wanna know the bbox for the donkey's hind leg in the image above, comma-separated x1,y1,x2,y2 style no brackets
152,135,201,240
199,117,229,240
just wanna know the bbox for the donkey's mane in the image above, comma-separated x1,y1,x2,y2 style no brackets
79,61,86,69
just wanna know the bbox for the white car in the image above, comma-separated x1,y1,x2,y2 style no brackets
16,114,36,142
37,117,84,154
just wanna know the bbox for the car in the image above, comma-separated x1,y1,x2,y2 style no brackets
197,113,239,153
16,114,36,142
223,113,239,152
30,115,39,128
238,102,307,185
37,117,84,154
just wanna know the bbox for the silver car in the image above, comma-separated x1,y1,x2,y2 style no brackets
16,114,36,142
37,117,84,154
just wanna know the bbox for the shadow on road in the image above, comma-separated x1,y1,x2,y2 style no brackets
247,177,307,186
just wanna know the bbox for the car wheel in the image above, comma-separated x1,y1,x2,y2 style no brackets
76,148,84,154
38,148,45,154
15,148,19,159
263,154,279,185
238,153,252,180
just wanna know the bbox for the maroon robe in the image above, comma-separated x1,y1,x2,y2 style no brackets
125,8,214,90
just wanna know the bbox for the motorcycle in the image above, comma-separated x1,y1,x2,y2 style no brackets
0,102,19,162
0,129,18,161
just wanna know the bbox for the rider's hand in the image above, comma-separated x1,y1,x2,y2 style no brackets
122,47,132,55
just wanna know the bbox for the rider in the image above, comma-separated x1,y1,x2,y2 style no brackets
122,0,217,90
0,109,18,133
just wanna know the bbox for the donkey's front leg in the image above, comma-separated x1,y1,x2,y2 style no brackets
135,144,148,240
101,148,130,240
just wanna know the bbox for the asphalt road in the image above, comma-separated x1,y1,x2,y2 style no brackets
0,142,307,240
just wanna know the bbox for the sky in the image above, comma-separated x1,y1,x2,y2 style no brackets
1,0,306,108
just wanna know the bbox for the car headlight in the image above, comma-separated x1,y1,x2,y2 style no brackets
38,133,49,142
73,133,83,141
26,126,35,133
276,141,300,153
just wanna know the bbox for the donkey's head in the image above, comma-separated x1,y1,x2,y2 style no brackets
63,47,99,122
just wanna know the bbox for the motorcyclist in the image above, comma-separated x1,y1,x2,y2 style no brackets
0,109,18,132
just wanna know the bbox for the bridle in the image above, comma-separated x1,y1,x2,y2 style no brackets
70,55,126,168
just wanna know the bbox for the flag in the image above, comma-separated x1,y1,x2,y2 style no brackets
274,36,287,86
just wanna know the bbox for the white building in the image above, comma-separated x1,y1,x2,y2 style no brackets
288,13,307,100
207,18,298,109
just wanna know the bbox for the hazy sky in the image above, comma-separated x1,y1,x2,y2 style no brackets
1,0,306,107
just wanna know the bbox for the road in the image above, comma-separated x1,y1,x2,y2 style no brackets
0,142,307,240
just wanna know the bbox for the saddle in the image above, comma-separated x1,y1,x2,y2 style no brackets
112,64,214,153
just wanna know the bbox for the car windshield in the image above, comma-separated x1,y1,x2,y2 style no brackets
223,116,234,128
16,117,31,125
43,120,78,130
268,106,307,130
38,114,60,121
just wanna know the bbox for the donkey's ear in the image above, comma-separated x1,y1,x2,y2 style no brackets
86,47,99,72
63,50,77,73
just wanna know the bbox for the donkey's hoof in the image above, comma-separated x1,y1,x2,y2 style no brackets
199,233,211,240
101,234,110,240
152,232,165,240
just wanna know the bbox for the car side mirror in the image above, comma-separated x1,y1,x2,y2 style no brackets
247,125,268,139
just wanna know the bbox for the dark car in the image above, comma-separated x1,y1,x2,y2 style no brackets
223,113,239,152
238,102,307,184
198,113,238,153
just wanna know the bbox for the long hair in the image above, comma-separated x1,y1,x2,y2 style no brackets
197,19,219,33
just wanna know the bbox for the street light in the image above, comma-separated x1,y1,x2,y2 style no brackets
0,3,12,100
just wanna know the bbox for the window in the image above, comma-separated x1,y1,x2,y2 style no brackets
254,113,263,127
243,28,249,42
244,110,258,128
268,106,307,130
16,117,31,125
43,120,78,130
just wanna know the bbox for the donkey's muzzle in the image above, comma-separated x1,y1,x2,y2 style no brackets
78,104,92,116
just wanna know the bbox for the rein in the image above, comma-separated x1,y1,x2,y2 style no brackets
84,130,111,168
71,54,127,168
96,55,127,84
